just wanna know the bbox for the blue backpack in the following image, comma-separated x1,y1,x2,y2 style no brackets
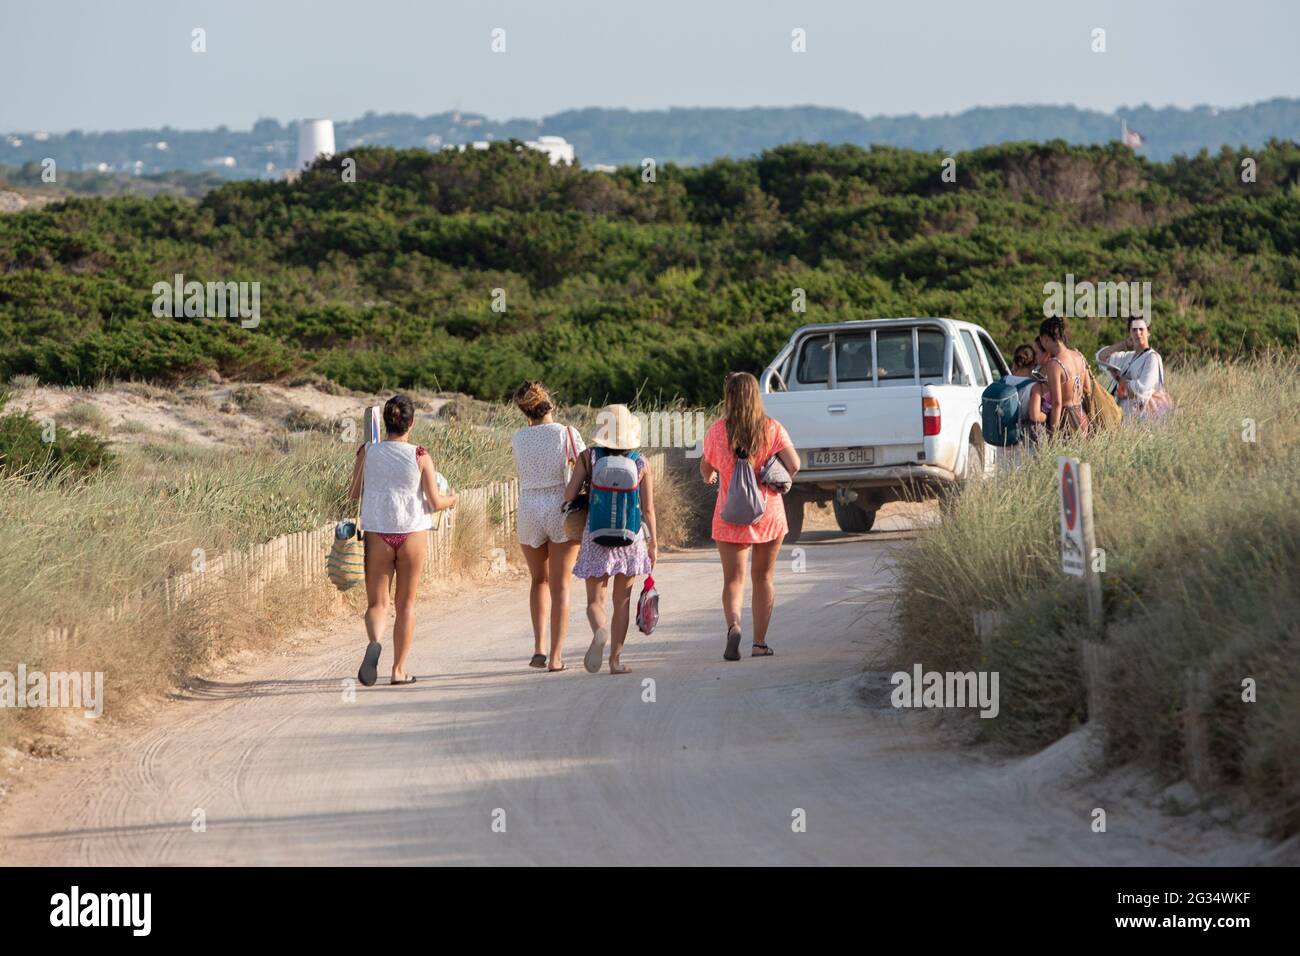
587,448,642,547
981,380,1022,447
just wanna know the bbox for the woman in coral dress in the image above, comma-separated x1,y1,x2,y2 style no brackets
700,372,800,661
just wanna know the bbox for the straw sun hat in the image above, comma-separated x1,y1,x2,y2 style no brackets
593,404,642,450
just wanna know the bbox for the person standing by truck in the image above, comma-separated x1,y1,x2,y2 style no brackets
1036,317,1089,437
1096,317,1172,421
700,372,801,661
1005,344,1037,385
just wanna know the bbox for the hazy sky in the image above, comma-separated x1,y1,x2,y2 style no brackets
2,0,1296,132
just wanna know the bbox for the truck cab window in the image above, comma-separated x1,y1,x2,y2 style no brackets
959,330,988,387
917,330,946,383
875,330,915,386
834,333,872,383
978,333,1007,382
796,334,831,386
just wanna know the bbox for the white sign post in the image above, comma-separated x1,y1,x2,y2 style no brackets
1059,456,1104,637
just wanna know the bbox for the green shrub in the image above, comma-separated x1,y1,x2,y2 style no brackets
0,391,114,478
1,142,1297,403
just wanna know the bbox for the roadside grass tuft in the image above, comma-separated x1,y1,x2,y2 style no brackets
893,355,1300,836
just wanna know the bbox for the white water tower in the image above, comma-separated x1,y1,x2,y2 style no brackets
296,118,336,170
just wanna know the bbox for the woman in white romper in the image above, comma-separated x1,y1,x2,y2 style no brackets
347,395,458,687
511,381,585,672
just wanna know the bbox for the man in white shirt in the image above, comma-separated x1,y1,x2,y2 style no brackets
1096,317,1168,420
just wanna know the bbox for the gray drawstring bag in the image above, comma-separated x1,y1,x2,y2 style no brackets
759,454,792,494
721,449,766,525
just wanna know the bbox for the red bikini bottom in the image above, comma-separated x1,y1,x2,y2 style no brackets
376,532,412,551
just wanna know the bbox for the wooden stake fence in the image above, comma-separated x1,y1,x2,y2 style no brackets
49,454,659,645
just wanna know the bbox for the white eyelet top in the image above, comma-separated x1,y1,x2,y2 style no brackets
512,423,585,490
360,442,433,533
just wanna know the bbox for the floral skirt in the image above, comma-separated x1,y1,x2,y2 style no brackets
572,527,651,579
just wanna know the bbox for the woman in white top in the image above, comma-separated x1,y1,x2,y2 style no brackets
347,395,458,687
1096,317,1170,421
510,381,585,672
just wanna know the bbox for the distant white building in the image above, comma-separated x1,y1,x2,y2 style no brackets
525,135,575,165
439,135,576,165
296,118,336,170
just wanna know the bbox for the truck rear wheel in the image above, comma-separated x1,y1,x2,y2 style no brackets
941,439,985,513
833,498,877,534
783,495,805,544
961,438,985,486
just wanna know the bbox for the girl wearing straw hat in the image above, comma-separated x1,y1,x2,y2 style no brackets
562,404,657,675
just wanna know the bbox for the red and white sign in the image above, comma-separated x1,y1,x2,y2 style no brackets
1058,456,1086,576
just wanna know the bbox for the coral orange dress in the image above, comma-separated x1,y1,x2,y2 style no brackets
703,418,793,545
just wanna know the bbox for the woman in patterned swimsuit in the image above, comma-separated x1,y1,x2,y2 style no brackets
1037,316,1090,438
347,395,458,687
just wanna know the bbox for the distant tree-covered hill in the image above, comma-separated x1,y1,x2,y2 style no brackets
2,139,1297,405
4,99,1300,180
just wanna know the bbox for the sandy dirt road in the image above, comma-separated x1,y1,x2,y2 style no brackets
0,516,1267,866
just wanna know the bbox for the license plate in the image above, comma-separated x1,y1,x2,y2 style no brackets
808,447,874,467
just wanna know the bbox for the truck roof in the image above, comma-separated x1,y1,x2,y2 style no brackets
785,317,985,336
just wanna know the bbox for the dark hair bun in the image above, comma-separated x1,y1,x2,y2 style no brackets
1038,316,1069,345
383,394,416,435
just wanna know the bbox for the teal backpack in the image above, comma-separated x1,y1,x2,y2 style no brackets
587,449,642,547
981,380,1022,446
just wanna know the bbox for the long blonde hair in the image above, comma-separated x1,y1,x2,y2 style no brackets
724,372,767,460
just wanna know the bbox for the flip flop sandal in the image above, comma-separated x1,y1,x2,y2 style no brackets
609,662,631,675
751,643,774,657
584,627,609,673
358,642,382,686
724,625,742,661
529,653,548,669
390,674,417,685
548,663,567,672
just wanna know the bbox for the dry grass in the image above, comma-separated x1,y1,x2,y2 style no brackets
893,355,1300,835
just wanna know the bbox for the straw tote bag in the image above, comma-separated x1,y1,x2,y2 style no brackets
1083,368,1123,431
327,471,366,592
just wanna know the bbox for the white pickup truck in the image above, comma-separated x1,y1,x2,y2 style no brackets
760,317,1009,542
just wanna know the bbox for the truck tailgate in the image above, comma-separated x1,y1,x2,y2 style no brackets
766,387,924,452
